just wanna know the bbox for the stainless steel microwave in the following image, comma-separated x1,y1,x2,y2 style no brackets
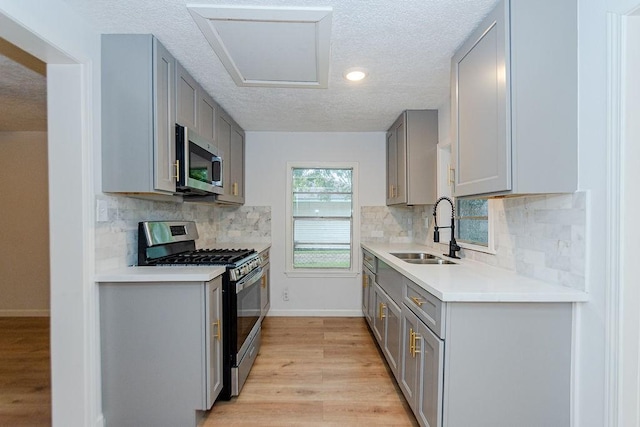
175,124,223,195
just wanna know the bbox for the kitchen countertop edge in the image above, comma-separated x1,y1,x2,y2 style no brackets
362,243,588,303
95,266,227,283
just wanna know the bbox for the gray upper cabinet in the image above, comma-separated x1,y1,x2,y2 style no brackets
176,62,217,144
386,110,439,206
216,109,245,205
451,0,577,197
176,62,199,130
102,34,178,198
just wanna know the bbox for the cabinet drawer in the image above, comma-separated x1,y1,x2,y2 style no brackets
403,278,445,338
362,249,376,273
377,260,402,305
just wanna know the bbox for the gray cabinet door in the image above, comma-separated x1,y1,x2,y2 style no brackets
383,296,402,380
207,276,223,407
386,129,397,204
176,62,198,130
452,1,510,197
152,37,178,194
400,306,420,412
261,261,270,317
394,118,407,203
416,320,444,427
362,267,373,323
216,110,245,205
199,92,217,144
230,126,245,202
372,284,385,344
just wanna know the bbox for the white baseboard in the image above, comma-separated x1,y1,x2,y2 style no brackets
266,309,363,317
0,309,50,317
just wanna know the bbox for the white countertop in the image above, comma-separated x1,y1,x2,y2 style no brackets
362,243,588,303
95,266,227,283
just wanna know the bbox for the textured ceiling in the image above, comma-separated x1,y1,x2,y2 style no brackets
0,38,47,132
2,0,499,132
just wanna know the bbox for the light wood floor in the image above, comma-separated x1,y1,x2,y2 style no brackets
0,317,51,426
201,317,418,427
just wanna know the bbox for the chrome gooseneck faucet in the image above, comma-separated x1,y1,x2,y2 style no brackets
432,196,461,259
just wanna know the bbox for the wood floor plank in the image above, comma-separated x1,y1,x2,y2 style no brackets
200,317,417,426
0,317,51,427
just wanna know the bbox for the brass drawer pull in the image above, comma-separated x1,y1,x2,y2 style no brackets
379,302,386,320
213,319,221,341
410,296,424,307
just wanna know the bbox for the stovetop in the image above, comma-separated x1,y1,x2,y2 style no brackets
149,248,256,266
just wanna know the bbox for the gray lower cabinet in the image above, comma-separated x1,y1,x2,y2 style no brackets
363,253,574,427
401,305,444,427
260,249,270,318
215,110,245,205
371,283,402,381
102,34,179,199
362,266,374,325
386,110,438,206
99,276,223,427
451,0,577,197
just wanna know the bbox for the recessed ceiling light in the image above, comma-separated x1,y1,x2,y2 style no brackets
344,67,367,82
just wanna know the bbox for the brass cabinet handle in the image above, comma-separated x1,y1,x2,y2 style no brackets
232,182,238,196
213,319,221,341
174,160,180,180
379,302,386,320
362,275,368,288
410,296,424,307
409,328,422,357
409,328,415,357
261,276,266,288
448,164,455,185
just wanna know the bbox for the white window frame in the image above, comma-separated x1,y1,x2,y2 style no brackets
456,198,496,255
285,161,360,277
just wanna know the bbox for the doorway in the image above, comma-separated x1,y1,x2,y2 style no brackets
0,5,100,426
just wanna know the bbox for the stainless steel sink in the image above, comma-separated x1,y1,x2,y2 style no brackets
390,252,457,265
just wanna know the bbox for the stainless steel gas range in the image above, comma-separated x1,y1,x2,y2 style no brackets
138,220,263,399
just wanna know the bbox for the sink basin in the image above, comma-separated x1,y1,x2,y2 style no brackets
390,252,457,265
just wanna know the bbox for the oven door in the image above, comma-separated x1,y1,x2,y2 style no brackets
235,267,262,362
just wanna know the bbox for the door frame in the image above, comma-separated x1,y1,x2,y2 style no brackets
0,4,100,426
606,5,640,426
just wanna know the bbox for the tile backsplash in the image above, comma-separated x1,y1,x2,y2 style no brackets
361,192,586,290
95,194,271,271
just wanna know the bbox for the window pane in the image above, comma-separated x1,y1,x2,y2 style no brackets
456,198,489,247
293,193,352,217
293,218,351,269
458,218,489,245
458,198,488,217
292,168,352,193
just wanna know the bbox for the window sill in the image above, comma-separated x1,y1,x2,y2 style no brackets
285,270,359,278
459,241,496,255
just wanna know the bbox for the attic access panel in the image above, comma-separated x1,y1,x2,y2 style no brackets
188,5,332,88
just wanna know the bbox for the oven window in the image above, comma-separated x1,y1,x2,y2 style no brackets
236,277,260,352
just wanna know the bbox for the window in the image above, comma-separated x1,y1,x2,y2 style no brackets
456,198,494,252
286,163,359,276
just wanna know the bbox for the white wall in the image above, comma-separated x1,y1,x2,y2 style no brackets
245,131,385,316
0,1,102,426
0,132,50,315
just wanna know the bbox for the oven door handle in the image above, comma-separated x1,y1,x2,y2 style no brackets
235,267,263,294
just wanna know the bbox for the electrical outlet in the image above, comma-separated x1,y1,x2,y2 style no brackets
282,288,289,301
96,199,108,222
